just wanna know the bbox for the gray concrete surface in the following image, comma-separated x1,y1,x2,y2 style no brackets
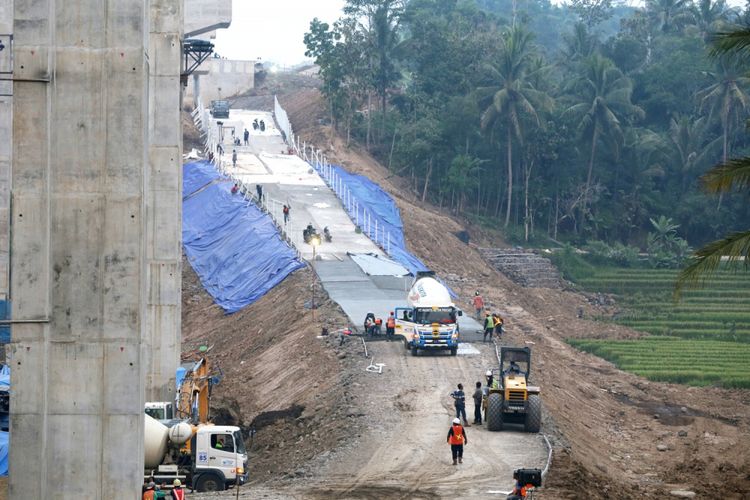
0,4,12,303
145,0,183,402
217,109,485,343
9,2,152,496
7,1,228,497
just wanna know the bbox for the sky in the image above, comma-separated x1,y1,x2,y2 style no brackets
213,0,346,67
212,0,748,67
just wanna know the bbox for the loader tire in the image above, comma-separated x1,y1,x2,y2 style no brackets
486,392,504,431
524,394,542,433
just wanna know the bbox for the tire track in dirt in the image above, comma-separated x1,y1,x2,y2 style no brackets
301,341,548,499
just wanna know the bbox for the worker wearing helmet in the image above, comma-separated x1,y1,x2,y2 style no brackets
171,479,185,500
447,417,468,465
386,312,396,341
483,313,494,342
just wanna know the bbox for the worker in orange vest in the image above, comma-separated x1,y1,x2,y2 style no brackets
446,417,468,465
171,479,185,500
385,312,396,341
142,482,156,500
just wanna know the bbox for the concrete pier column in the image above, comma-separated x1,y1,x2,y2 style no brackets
9,0,149,497
145,0,183,403
0,2,12,311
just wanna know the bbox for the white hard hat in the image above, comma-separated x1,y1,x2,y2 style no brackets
486,370,492,376
452,418,460,424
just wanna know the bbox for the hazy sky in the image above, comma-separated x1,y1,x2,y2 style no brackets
212,0,747,66
213,0,346,66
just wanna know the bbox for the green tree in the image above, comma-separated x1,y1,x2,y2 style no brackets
697,58,750,175
569,0,614,28
480,26,552,227
676,26,750,295
646,0,693,33
688,0,731,40
565,55,644,224
344,0,404,120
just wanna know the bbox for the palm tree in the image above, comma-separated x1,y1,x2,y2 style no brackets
667,115,720,190
688,0,731,40
697,59,750,174
646,0,693,32
565,55,644,222
480,26,553,227
675,26,750,296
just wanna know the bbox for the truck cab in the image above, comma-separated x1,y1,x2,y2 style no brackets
145,401,174,421
210,100,230,119
191,425,248,491
396,272,462,356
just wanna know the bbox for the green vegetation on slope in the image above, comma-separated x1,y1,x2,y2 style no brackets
569,267,750,386
569,337,750,388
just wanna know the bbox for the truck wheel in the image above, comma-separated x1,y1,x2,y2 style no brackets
450,347,457,356
411,344,418,356
524,394,542,433
486,393,504,431
403,338,410,350
195,473,224,492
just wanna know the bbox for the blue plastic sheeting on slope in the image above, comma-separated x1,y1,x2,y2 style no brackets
325,165,428,275
183,166,305,313
184,161,221,197
0,431,7,476
175,366,187,391
0,301,9,344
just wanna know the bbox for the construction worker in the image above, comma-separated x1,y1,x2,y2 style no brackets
450,383,470,427
485,369,498,389
447,417,468,465
493,313,504,339
483,312,494,342
472,291,484,320
142,482,156,500
386,312,396,341
473,381,483,425
171,479,186,500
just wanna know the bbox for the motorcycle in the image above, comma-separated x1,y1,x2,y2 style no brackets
323,227,332,243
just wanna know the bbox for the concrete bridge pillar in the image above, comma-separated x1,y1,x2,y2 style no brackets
145,0,183,404
8,0,150,496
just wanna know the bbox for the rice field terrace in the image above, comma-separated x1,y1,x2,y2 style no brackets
569,268,750,387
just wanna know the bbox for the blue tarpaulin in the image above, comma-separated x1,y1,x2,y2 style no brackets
326,165,429,276
0,431,7,476
184,161,221,198
183,163,305,313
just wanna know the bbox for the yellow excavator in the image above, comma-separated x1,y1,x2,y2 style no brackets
483,346,542,433
176,345,222,424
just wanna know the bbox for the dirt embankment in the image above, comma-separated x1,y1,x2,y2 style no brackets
280,89,750,499
181,258,364,482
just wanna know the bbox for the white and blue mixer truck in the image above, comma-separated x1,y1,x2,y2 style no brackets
396,271,462,356
144,414,248,491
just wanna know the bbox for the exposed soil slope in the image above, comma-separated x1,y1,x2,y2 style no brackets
278,88,750,499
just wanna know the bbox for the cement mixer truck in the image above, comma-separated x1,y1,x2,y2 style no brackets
396,271,462,356
145,413,248,491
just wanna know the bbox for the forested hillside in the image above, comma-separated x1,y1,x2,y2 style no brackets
304,0,750,255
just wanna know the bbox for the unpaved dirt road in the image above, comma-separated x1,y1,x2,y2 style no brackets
302,339,548,499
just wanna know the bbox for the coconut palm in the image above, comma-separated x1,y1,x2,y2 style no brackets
565,55,644,222
646,0,693,32
696,58,750,180
667,115,720,190
480,26,553,227
676,26,750,296
688,0,731,40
